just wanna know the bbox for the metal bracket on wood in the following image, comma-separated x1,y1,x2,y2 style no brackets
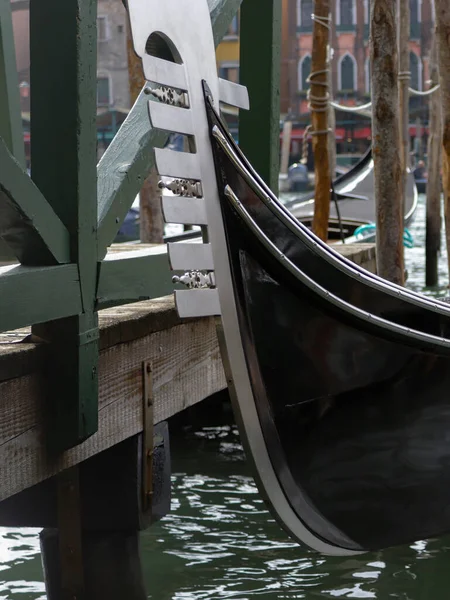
142,360,154,514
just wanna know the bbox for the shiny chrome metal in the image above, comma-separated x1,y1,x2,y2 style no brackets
172,270,215,289
224,184,450,353
162,196,208,225
154,148,202,180
168,242,214,271
159,179,203,198
175,288,221,317
211,123,450,319
218,78,250,110
127,0,361,556
148,101,194,135
142,55,188,90
147,86,189,108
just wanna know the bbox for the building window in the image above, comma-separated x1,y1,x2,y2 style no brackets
225,13,239,38
97,16,109,42
219,63,239,83
97,76,111,106
410,0,420,23
298,55,311,91
339,53,357,91
364,0,369,24
410,52,422,91
298,0,313,27
337,0,355,26
365,58,371,94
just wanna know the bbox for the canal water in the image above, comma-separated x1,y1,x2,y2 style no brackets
2,194,450,599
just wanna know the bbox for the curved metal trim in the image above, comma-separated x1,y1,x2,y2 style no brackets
212,123,450,320
224,185,450,353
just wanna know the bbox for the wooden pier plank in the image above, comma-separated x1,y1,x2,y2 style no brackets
0,301,225,502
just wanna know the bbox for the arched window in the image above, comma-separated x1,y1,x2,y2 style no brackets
339,53,357,90
298,0,313,27
298,55,311,91
410,52,422,91
338,0,355,26
365,58,371,94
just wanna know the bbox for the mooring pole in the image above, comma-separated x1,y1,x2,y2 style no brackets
426,30,442,287
398,0,410,228
126,17,164,243
435,0,450,286
310,0,331,242
370,0,404,285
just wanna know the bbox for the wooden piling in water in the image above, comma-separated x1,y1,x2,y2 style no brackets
126,20,164,244
398,0,410,227
426,32,442,288
311,0,331,242
436,0,450,286
370,0,404,285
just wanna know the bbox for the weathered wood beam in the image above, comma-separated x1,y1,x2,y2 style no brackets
0,0,25,166
371,0,404,285
239,0,281,193
96,246,174,309
0,300,226,502
0,263,82,333
97,0,242,258
0,138,71,265
30,0,99,451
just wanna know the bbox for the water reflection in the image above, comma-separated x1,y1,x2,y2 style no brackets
2,195,450,598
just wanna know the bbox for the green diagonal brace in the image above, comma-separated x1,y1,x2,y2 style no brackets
30,0,98,452
0,0,25,166
0,137,71,265
96,0,243,258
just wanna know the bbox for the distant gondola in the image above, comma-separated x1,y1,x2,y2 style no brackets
283,147,418,240
200,86,450,555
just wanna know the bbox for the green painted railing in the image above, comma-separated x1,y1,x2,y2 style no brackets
1,0,280,452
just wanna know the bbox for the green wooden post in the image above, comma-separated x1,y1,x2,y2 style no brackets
30,0,99,451
0,0,25,166
239,0,281,194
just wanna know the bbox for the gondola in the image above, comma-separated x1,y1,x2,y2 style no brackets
283,148,418,240
127,0,450,558
199,90,450,555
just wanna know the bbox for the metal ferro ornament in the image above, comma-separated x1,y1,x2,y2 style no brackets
125,0,355,555
127,0,333,555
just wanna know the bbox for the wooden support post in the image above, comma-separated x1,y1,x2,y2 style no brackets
436,0,450,286
370,0,404,285
327,65,336,180
426,31,442,287
126,19,164,244
239,0,282,194
0,0,25,166
30,0,99,450
398,0,410,227
311,0,331,242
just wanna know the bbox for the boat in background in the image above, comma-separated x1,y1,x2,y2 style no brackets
283,148,418,240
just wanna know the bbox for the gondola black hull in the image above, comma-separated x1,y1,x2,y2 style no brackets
205,95,450,554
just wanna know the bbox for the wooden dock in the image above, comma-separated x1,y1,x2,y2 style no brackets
0,243,376,503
